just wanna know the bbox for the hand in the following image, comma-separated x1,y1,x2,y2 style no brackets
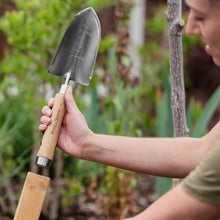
39,86,93,159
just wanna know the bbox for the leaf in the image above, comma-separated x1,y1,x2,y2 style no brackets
192,86,220,137
156,177,172,198
155,68,173,197
186,97,195,129
156,68,173,137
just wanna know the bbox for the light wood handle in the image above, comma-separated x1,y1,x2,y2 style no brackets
37,93,66,161
14,172,50,220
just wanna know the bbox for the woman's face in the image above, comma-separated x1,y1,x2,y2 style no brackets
185,0,220,66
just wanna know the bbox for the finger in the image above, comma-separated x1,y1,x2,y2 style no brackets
40,116,51,125
64,86,79,112
39,124,47,133
48,98,54,108
42,106,52,117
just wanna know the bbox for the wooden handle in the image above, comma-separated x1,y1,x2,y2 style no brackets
37,93,66,161
14,172,50,220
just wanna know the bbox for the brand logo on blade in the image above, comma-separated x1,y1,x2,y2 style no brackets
51,109,61,134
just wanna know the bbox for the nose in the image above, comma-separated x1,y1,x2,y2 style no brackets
185,12,201,36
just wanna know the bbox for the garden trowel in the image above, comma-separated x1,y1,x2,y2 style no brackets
14,7,101,220
36,7,101,169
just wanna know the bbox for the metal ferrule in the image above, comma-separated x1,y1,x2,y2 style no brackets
59,84,68,94
59,71,71,94
35,156,51,168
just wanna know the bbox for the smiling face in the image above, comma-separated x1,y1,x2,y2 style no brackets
185,0,220,66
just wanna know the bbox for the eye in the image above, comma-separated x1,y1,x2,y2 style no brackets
194,16,204,22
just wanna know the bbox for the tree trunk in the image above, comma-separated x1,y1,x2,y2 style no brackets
165,0,189,186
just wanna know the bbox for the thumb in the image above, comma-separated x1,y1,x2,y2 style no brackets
64,86,78,112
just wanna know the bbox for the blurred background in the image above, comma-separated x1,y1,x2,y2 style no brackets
0,0,219,219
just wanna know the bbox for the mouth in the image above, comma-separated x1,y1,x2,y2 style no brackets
205,44,213,57
204,44,212,57
201,38,213,56
201,38,220,66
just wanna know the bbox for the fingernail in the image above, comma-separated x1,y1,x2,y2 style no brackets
48,98,54,108
46,109,52,116
39,124,47,132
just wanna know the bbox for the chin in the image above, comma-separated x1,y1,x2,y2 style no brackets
213,57,220,67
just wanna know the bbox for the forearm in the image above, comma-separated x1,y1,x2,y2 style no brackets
123,184,220,220
83,134,208,178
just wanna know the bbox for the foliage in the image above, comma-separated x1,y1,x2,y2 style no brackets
104,167,137,218
0,95,33,210
0,0,115,106
155,68,173,197
189,86,220,137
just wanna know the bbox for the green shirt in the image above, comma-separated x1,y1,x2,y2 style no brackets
182,141,220,206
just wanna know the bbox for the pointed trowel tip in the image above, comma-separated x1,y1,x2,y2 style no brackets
76,7,100,32
77,7,95,16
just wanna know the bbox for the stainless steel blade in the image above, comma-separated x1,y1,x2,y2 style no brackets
48,7,101,86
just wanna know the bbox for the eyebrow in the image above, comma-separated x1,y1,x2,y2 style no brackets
185,0,208,15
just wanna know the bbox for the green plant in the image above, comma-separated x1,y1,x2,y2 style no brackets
189,86,220,137
0,96,34,162
155,67,173,197
104,167,137,218
0,96,33,214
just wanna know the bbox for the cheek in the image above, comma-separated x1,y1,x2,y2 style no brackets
202,26,219,47
205,20,220,45
215,28,220,52
212,32,220,55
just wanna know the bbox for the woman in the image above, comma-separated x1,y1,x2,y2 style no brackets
39,0,220,219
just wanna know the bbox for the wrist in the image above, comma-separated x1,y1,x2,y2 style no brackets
81,131,98,161
81,133,115,164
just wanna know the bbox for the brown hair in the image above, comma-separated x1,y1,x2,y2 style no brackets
209,0,220,6
210,0,220,3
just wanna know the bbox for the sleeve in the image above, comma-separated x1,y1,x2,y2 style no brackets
181,141,220,206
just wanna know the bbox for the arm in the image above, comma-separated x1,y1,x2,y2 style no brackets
39,87,220,178
83,120,220,177
84,134,205,177
123,184,220,220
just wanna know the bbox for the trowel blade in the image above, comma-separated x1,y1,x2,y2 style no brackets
48,7,101,86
